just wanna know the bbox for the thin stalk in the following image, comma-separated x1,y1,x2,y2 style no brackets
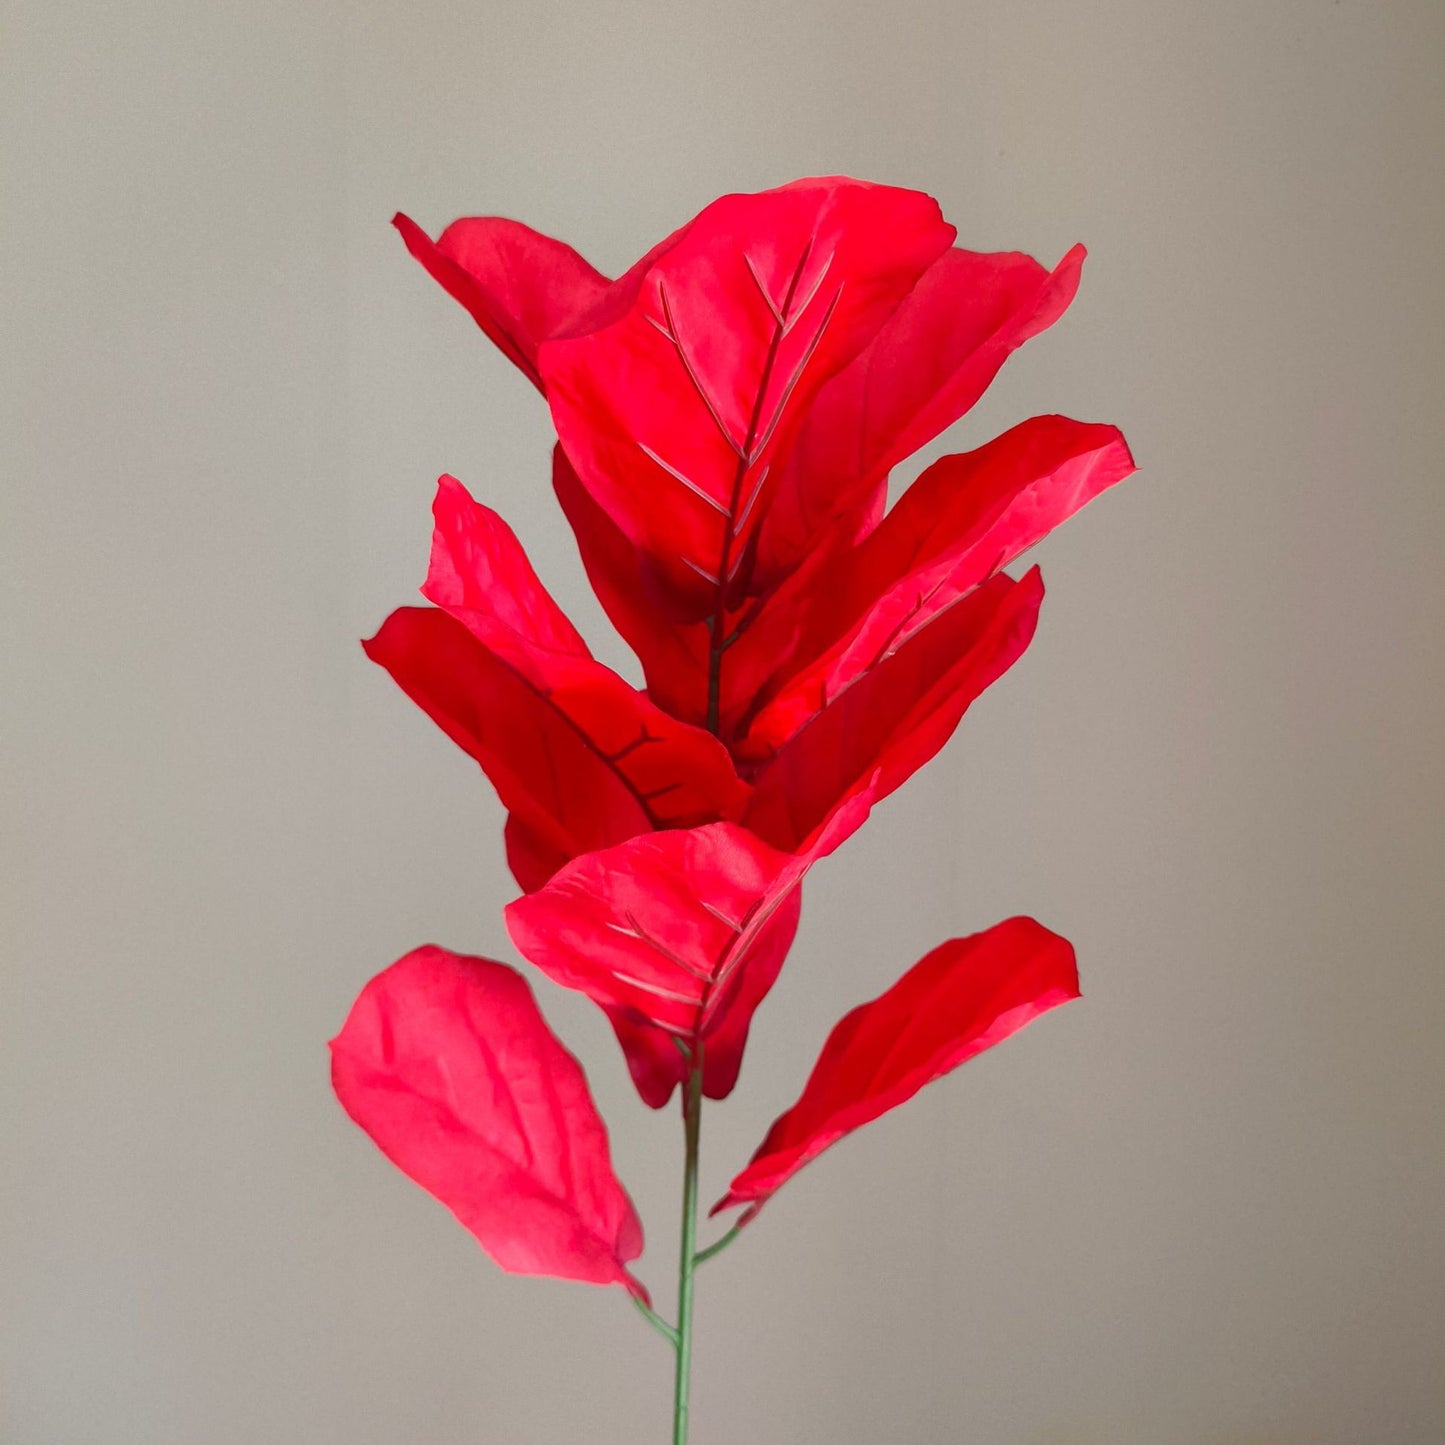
693,1222,743,1267
633,1296,679,1348
671,1050,705,1444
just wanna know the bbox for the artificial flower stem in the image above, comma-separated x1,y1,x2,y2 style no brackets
672,1049,705,1444
633,1296,679,1348
693,1222,743,1267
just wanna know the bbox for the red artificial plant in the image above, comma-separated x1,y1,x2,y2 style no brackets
333,176,1134,1441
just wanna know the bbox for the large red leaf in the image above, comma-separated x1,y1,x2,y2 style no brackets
741,568,1045,860
505,824,805,1104
750,418,1134,744
756,243,1086,587
537,179,956,620
713,917,1079,1220
416,475,747,832
331,945,647,1295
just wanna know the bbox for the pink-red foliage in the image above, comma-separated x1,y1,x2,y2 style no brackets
335,177,1132,1285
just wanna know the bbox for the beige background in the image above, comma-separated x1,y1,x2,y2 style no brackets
4,1,1442,1441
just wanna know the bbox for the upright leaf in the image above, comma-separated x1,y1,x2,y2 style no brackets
363,479,748,889
423,471,591,656
537,179,956,619
331,946,647,1296
756,243,1086,586
551,446,712,726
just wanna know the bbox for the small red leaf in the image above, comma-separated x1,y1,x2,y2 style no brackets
598,882,803,1108
393,213,610,392
424,472,591,658
713,917,1079,1220
363,477,750,889
331,946,647,1296
504,823,805,1104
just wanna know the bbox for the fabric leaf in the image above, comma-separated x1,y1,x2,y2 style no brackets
551,446,712,725
393,213,610,392
415,475,748,833
742,568,1045,860
331,945,647,1296
505,823,805,1104
537,178,956,620
750,418,1134,746
364,607,650,883
756,243,1086,586
713,917,1079,1220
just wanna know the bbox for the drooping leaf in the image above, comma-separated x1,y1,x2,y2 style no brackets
537,179,956,620
741,568,1046,859
756,243,1087,587
505,823,805,1104
331,945,647,1295
713,917,1079,1220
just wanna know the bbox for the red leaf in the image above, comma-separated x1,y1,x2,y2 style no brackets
330,946,647,1296
505,824,805,1104
595,883,803,1108
537,178,956,620
414,475,748,833
364,608,649,884
394,209,700,393
363,478,749,889
751,418,1134,745
713,918,1079,1220
551,445,710,724
393,213,610,392
742,568,1045,860
423,472,591,657
756,243,1086,587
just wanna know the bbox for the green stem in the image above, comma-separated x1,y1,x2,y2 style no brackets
633,1296,679,1348
693,1222,743,1267
671,1050,704,1445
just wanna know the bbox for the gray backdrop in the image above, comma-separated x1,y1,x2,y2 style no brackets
4,1,1442,1441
